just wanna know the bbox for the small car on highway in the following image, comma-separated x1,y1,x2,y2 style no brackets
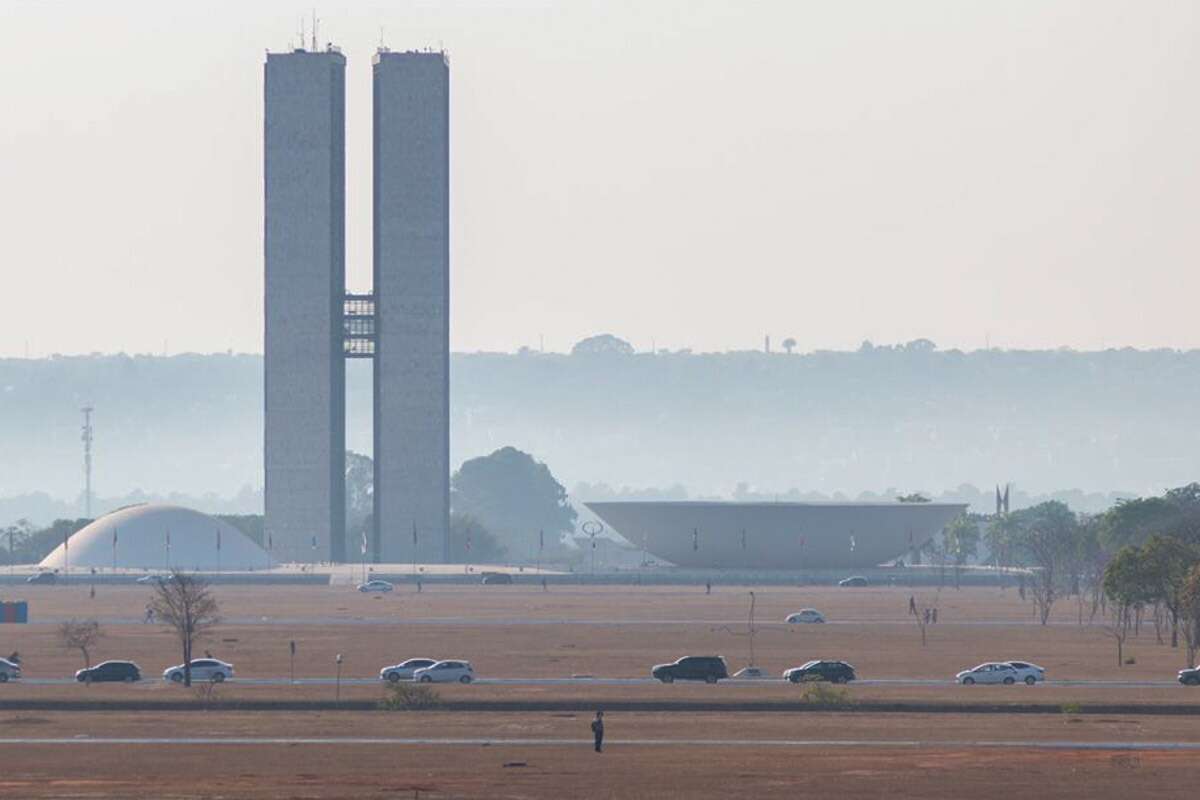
1003,660,1045,685
651,655,729,684
1178,666,1200,686
785,609,826,624
379,658,438,683
0,657,21,682
956,662,1020,685
26,571,56,585
413,660,474,684
163,658,234,683
837,576,868,587
732,666,771,679
357,579,394,593
76,660,142,683
481,572,514,585
783,660,856,684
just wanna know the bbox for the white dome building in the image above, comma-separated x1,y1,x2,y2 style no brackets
40,504,272,572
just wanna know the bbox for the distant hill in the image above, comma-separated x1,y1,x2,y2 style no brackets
1,346,1197,522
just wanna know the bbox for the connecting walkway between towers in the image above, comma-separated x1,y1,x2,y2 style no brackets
343,293,375,358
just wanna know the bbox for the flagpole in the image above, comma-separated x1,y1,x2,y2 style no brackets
112,528,117,575
216,527,221,575
412,521,417,579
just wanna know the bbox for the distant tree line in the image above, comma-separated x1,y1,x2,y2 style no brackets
918,483,1200,667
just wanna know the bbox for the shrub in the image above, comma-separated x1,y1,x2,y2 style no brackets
380,682,443,711
799,682,852,707
1060,702,1083,715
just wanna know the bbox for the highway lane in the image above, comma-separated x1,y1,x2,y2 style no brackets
27,615,1117,627
7,677,1191,688
0,736,1199,750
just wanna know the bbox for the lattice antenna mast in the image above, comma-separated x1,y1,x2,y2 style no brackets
81,406,94,519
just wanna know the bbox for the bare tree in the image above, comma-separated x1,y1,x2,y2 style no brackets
149,571,220,687
59,619,102,673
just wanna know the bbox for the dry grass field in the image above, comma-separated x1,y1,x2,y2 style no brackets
2,581,1200,797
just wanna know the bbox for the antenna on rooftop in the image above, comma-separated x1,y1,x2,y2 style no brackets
311,9,318,52
81,406,94,519
299,16,306,51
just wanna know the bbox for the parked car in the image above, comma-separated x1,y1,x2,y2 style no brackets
76,660,142,683
379,658,438,683
136,574,166,585
651,655,729,684
783,660,856,684
1003,661,1046,685
956,662,1020,685
481,573,514,585
0,657,20,682
357,579,394,593
26,571,56,585
414,660,474,684
163,659,234,683
838,576,868,587
732,666,771,679
1178,666,1200,686
785,609,826,624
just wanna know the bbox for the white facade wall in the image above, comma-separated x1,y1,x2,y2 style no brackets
264,50,347,564
372,52,450,563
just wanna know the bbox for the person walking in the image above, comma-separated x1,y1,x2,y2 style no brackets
908,595,917,616
591,710,605,753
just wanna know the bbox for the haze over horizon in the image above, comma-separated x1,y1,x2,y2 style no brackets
3,1,1198,358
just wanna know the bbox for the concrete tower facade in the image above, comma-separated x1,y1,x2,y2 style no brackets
372,51,451,563
263,49,347,564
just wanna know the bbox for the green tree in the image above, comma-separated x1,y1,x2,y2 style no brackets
1099,483,1200,551
1010,501,1079,625
1139,534,1199,649
447,513,506,563
984,513,1019,571
570,334,634,356
451,447,577,560
1178,565,1200,668
942,514,980,589
1103,546,1151,666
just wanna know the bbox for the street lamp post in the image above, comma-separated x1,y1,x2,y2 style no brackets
335,653,343,702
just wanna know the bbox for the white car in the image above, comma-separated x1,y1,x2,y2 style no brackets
1004,661,1046,685
785,609,826,624
413,660,474,684
163,658,234,683
379,658,438,683
956,662,1020,685
732,666,771,679
357,579,394,593
0,657,20,682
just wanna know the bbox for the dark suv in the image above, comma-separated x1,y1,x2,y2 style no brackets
651,656,729,684
783,660,857,684
76,660,142,683
1179,666,1200,686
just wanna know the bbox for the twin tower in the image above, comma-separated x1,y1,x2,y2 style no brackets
263,45,449,564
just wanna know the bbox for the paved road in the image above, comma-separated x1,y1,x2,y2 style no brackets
9,677,1189,688
29,615,1108,627
0,736,1198,750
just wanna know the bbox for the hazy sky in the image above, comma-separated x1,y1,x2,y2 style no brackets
2,0,1198,357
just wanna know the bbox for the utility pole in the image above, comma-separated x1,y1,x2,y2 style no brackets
81,406,94,519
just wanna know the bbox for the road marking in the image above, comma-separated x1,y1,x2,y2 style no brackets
0,737,1198,750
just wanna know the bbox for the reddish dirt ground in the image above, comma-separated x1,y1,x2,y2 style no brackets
2,583,1198,797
